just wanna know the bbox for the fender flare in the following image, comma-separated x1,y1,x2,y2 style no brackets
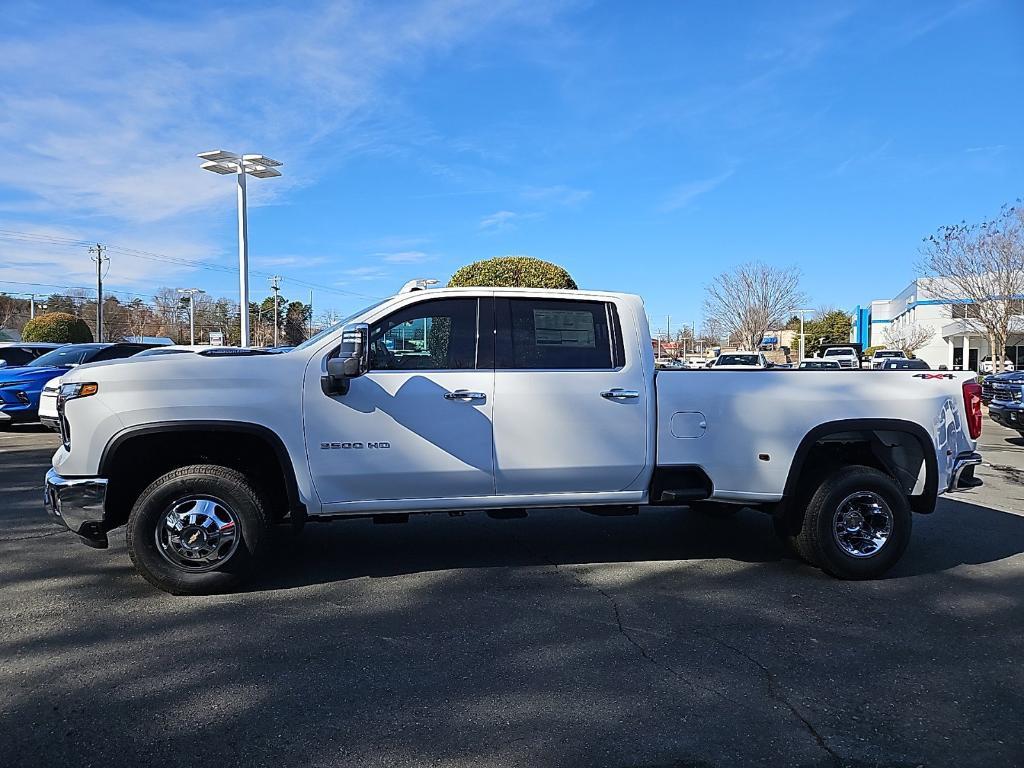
782,418,938,514
99,420,305,514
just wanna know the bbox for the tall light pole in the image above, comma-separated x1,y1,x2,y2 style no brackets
794,308,814,362
177,288,206,345
198,150,283,347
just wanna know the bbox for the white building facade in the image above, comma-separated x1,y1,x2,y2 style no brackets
850,277,1024,371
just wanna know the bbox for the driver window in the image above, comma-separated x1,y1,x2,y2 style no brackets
369,298,478,371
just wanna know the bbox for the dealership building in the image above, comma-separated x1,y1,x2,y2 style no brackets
850,277,1024,370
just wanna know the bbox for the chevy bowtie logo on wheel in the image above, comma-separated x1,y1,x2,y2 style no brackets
320,441,391,450
913,373,955,380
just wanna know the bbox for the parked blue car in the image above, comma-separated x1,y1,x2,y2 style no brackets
0,342,160,426
987,371,1024,437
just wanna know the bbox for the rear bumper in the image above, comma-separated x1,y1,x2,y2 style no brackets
44,468,109,548
948,451,983,492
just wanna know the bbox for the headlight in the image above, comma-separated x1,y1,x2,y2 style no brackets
57,382,97,452
58,382,99,404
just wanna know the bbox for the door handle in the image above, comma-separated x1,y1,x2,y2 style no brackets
444,390,486,401
601,389,640,399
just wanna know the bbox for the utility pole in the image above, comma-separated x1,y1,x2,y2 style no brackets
269,276,283,347
88,244,107,342
308,290,313,340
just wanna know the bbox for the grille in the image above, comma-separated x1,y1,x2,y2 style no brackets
992,383,1023,403
56,398,70,449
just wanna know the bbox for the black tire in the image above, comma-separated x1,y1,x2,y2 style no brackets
126,464,270,595
688,500,740,518
794,465,911,580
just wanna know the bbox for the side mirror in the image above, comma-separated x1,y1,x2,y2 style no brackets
322,322,370,396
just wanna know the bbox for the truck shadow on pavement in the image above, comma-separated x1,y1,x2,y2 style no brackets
248,497,1024,592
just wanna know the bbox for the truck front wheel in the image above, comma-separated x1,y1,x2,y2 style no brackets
126,465,270,595
794,465,911,580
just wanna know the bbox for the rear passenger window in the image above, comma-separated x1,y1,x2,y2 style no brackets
496,298,623,369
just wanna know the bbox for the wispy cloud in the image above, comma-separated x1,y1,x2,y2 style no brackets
832,138,893,176
0,2,567,226
377,251,432,264
660,169,735,212
522,185,591,207
479,210,521,230
965,144,1006,154
339,266,390,281
252,255,330,268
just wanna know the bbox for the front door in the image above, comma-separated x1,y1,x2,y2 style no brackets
491,296,649,496
304,296,494,506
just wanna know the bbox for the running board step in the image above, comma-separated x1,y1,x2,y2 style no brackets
658,489,710,503
486,509,528,520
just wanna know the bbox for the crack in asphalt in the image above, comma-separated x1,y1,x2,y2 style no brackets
511,534,738,705
513,533,844,767
692,631,843,768
0,529,68,542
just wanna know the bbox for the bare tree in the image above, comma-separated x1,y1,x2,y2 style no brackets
0,294,16,332
702,261,807,351
920,204,1024,372
882,322,935,356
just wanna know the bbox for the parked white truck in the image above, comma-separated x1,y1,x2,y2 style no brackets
45,286,985,594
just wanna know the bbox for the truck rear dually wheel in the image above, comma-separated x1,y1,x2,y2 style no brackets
126,464,270,595
795,465,911,579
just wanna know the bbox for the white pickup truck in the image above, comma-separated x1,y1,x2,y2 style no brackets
45,286,985,594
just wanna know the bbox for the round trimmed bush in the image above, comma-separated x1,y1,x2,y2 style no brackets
21,312,93,343
448,256,577,290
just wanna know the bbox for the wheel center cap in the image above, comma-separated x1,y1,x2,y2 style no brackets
181,526,209,549
841,511,864,532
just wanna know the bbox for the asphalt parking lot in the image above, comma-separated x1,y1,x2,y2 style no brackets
2,420,1022,768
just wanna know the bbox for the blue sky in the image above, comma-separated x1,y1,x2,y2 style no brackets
0,0,1021,330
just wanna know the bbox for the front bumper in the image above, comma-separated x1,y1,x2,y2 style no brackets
44,468,109,548
989,403,1024,430
39,415,60,431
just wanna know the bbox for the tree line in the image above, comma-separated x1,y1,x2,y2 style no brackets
0,288,316,347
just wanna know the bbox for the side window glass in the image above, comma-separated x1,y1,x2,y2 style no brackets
368,298,479,371
497,299,620,369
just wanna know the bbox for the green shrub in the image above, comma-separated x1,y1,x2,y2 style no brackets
448,256,577,289
21,312,93,343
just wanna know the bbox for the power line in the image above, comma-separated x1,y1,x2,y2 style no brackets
0,228,381,301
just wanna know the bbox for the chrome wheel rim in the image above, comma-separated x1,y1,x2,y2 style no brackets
155,496,240,572
832,491,893,558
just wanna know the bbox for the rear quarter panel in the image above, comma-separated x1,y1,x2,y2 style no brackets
655,370,977,501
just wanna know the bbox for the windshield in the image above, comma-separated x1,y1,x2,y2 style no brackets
28,345,104,368
293,299,390,352
875,351,902,358
823,349,852,357
717,354,759,366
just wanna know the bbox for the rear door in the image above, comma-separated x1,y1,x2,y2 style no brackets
491,296,649,495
